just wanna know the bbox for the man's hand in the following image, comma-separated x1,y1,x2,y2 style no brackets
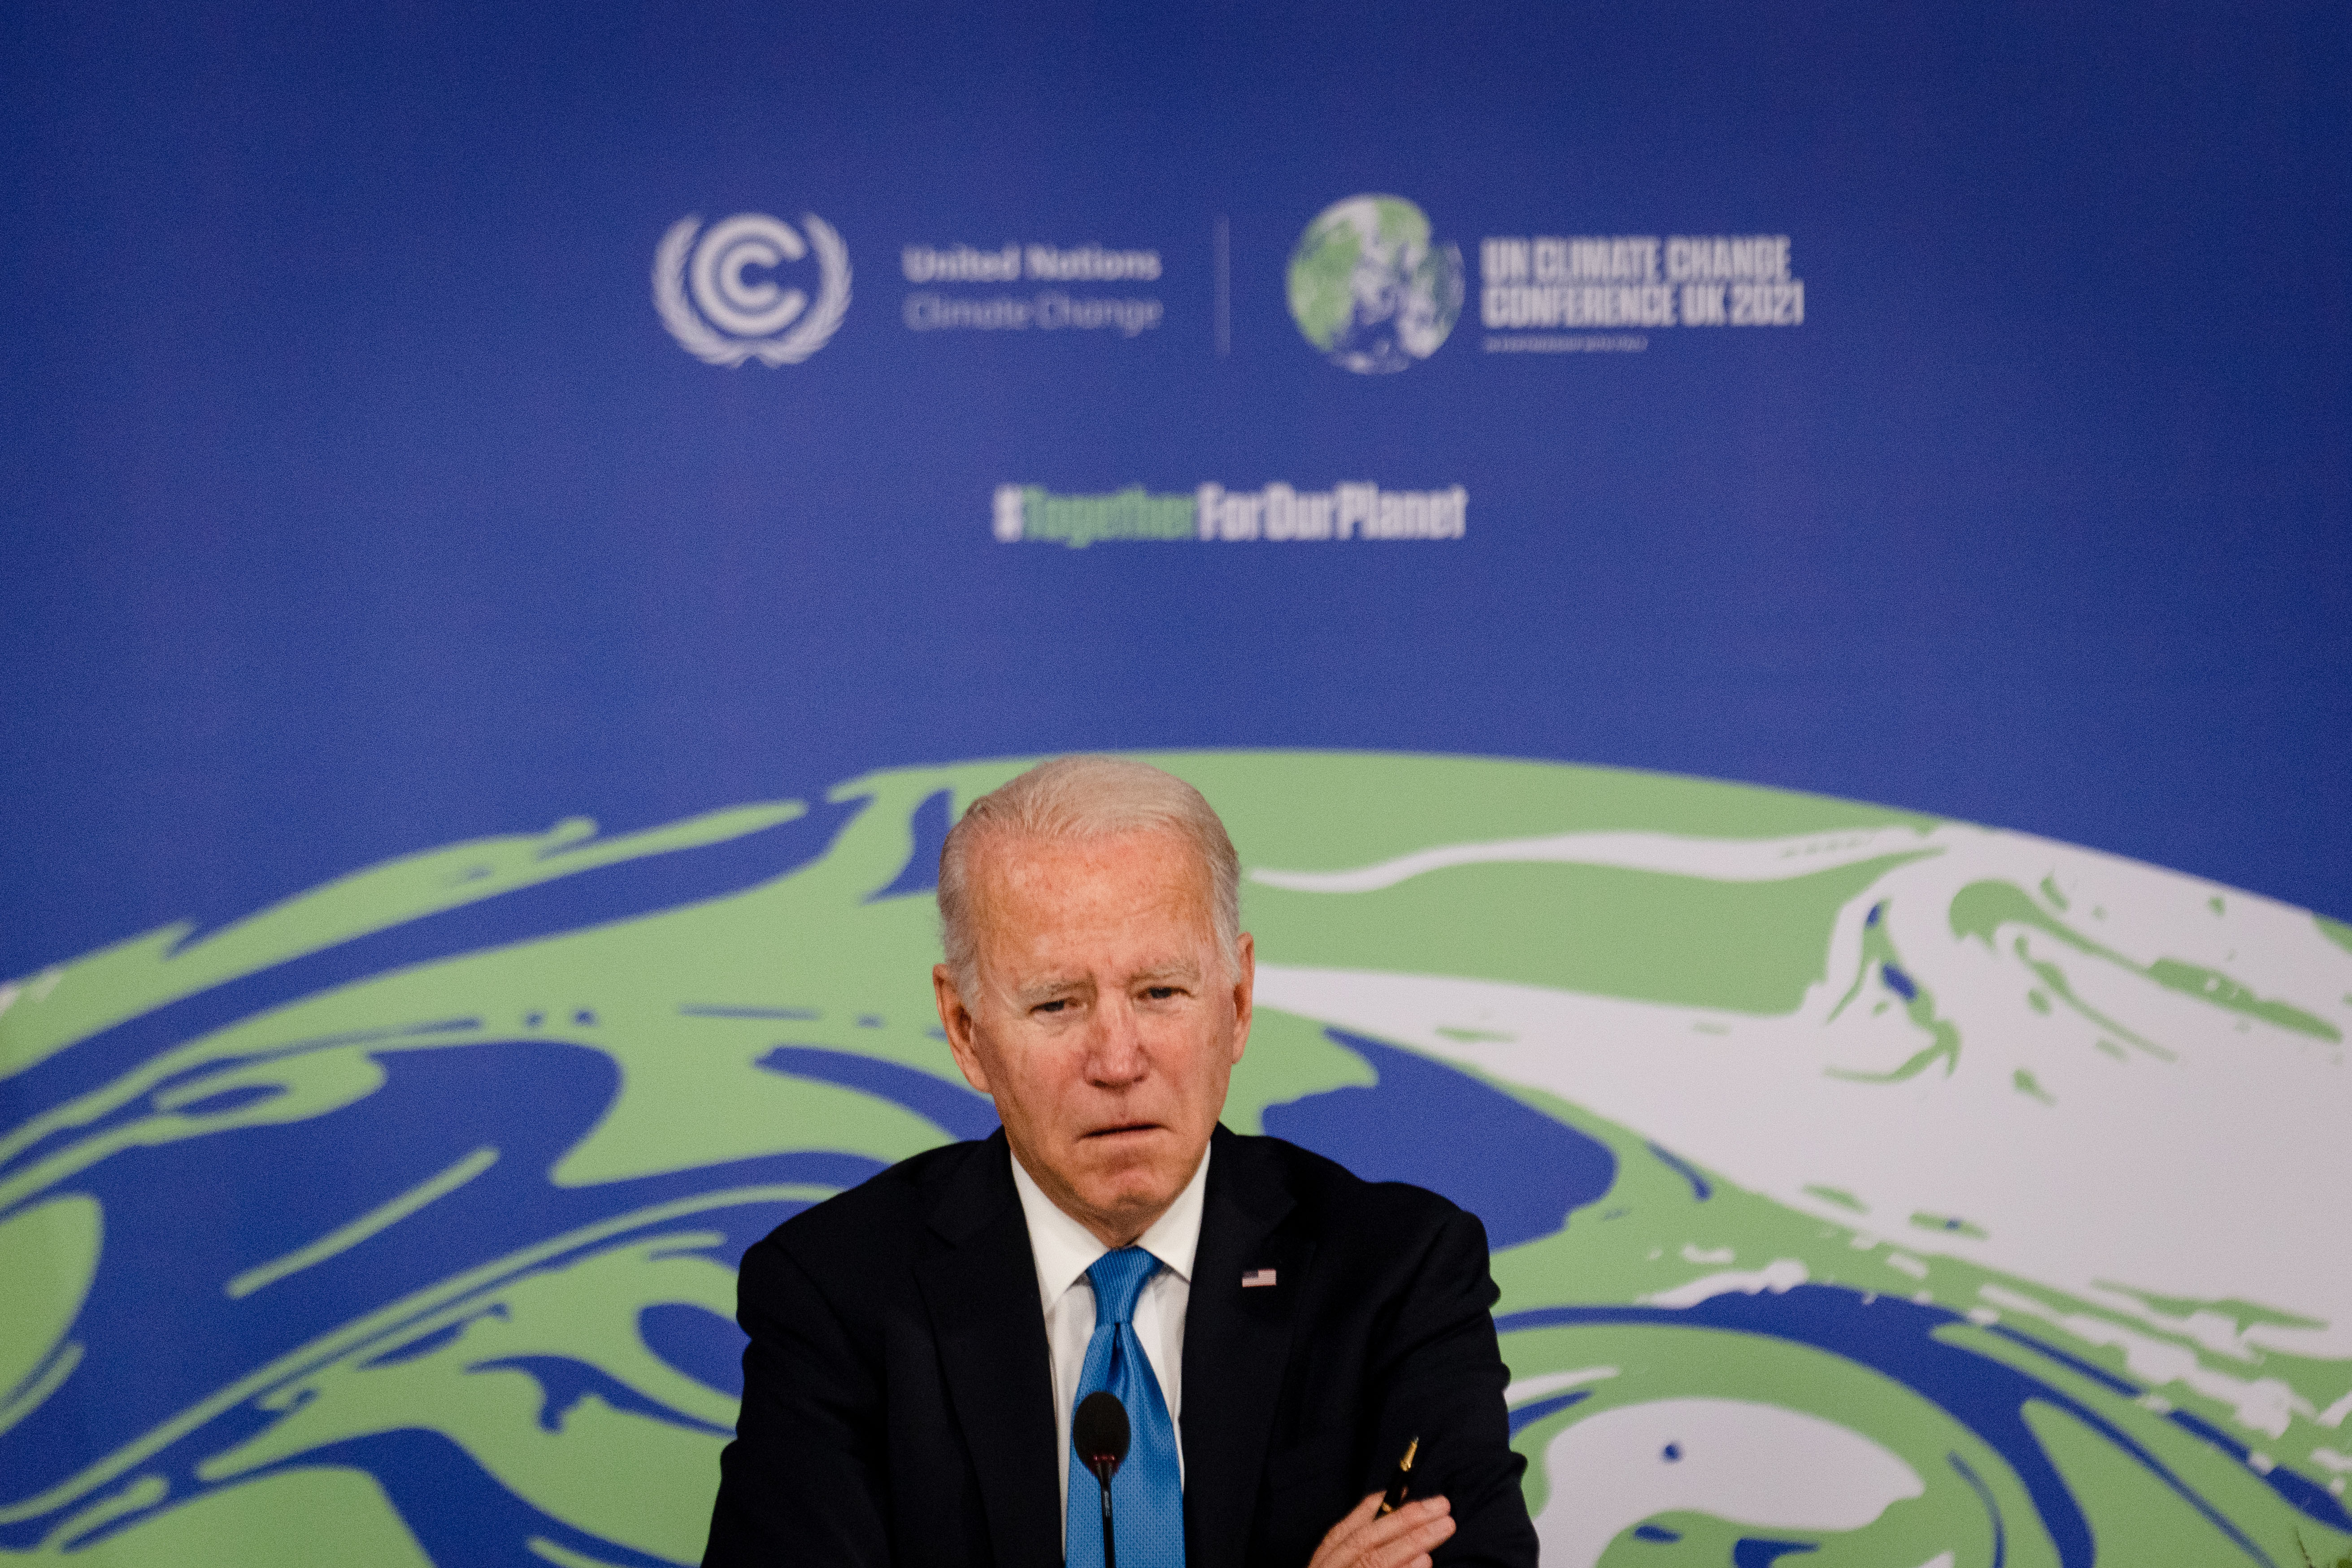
1308,1492,1456,1568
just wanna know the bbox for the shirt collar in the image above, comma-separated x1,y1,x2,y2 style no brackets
1010,1141,1211,1312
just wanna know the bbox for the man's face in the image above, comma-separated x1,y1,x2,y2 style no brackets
935,827,1253,1247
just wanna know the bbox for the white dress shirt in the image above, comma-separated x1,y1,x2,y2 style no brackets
1010,1144,1209,1539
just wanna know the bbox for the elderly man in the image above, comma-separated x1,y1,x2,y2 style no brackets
703,757,1535,1568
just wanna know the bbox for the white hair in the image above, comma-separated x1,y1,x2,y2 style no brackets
937,756,1241,999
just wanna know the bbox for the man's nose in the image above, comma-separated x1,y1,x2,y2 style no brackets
1085,997,1147,1085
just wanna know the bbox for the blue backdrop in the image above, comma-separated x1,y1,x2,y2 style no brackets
4,4,2349,1567
4,0,2346,974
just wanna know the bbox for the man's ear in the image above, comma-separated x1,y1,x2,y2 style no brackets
934,964,992,1093
1227,932,1256,1064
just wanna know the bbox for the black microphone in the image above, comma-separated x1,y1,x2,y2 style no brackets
1073,1390,1130,1568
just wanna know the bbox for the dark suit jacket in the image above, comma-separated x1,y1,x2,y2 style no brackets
703,1124,1537,1567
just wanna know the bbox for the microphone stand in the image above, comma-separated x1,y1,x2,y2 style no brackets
1089,1458,1117,1568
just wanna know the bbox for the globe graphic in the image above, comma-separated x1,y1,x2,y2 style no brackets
6,751,2351,1566
1287,195,1465,373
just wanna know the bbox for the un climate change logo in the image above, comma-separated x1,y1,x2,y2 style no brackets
1287,195,1463,374
654,211,850,366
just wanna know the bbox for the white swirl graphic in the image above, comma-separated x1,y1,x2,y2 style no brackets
653,211,850,366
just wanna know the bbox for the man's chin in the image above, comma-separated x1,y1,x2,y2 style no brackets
1068,1144,1191,1223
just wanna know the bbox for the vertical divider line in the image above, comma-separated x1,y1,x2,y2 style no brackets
1214,215,1231,356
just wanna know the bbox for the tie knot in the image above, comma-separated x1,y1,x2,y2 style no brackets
1086,1246,1160,1325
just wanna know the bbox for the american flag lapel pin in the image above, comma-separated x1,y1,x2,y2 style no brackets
1241,1268,1278,1288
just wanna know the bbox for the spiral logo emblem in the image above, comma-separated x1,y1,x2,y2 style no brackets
653,211,850,366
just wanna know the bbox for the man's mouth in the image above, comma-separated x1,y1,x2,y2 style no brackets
1082,1121,1161,1140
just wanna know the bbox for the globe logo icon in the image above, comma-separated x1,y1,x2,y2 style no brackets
1287,195,1464,373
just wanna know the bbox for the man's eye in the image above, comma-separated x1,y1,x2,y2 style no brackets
1034,999,1070,1015
1143,986,1181,1000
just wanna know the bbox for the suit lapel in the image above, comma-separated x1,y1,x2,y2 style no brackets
915,1134,1063,1568
1182,1127,1303,1567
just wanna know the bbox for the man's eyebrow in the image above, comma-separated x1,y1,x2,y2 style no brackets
1131,961,1204,985
1012,975,1092,1007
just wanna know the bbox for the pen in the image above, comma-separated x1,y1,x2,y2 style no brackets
1377,1435,1420,1515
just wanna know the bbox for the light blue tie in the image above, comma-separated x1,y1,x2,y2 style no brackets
1066,1247,1185,1568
